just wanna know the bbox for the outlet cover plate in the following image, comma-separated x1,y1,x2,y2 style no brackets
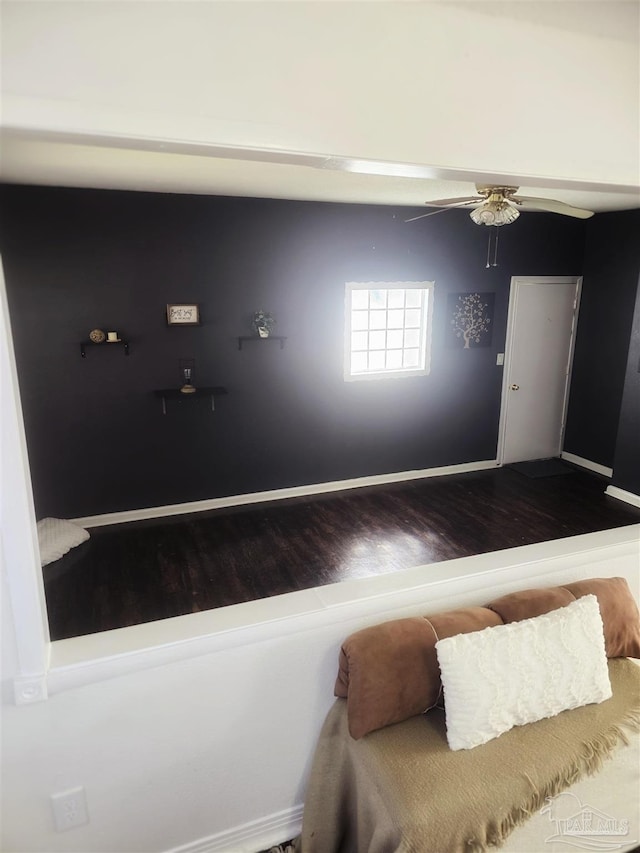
51,787,89,831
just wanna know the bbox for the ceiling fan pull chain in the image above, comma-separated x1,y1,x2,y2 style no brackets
485,231,492,268
492,227,499,266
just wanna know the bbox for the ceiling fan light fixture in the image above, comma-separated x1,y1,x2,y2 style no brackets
470,200,520,226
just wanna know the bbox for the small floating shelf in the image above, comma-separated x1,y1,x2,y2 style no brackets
237,335,287,350
153,386,228,415
81,340,129,357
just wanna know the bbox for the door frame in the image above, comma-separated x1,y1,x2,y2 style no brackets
496,275,582,466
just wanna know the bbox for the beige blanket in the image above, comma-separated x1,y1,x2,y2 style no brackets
298,658,640,853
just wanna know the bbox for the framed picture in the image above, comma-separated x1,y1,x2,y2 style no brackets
167,304,200,326
446,292,494,349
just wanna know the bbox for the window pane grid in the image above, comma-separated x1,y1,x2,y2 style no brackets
347,285,431,378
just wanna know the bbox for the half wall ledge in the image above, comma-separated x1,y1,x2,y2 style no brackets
45,524,640,698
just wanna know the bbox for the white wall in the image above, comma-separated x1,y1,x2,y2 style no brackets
2,1,638,186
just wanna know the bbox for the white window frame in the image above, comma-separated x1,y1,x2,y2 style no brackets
344,281,434,381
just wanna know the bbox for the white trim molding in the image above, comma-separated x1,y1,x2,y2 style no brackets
1,258,51,701
72,459,499,528
165,805,303,853
561,451,613,478
605,485,640,509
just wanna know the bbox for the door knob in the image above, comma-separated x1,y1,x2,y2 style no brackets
510,384,520,391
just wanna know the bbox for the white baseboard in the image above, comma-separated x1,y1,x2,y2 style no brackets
605,485,640,509
72,459,499,528
560,451,613,478
165,805,303,853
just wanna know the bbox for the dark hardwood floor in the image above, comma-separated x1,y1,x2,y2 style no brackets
44,465,640,640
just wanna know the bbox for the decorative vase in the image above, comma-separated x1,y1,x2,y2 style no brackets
180,367,196,393
258,327,270,338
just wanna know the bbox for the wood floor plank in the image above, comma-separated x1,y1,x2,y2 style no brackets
43,467,640,640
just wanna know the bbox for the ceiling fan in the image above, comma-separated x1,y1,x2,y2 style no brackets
405,185,595,226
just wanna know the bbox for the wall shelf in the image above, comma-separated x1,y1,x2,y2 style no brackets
154,386,227,415
81,340,129,357
237,336,287,351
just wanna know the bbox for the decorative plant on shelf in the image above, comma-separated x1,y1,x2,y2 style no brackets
252,309,276,338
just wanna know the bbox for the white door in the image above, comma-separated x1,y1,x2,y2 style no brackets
498,276,581,465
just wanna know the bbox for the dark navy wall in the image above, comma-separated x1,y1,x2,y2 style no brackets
610,273,640,496
1,185,585,518
564,210,640,469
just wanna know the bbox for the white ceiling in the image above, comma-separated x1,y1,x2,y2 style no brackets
2,131,639,215
1,1,639,215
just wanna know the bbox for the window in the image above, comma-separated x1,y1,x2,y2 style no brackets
344,281,434,380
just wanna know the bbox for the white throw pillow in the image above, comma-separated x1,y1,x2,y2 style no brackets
435,595,612,751
37,517,90,567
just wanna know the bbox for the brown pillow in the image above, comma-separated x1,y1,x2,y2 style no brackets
486,586,575,623
335,607,502,739
562,577,640,658
486,577,640,659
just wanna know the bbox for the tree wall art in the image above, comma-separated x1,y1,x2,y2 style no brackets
447,292,495,349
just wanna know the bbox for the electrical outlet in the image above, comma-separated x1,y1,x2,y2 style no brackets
51,787,89,831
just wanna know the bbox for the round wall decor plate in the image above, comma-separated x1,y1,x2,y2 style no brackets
89,329,106,343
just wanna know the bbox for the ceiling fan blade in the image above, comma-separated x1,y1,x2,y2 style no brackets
404,208,456,223
421,195,481,207
404,198,480,223
514,197,595,219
